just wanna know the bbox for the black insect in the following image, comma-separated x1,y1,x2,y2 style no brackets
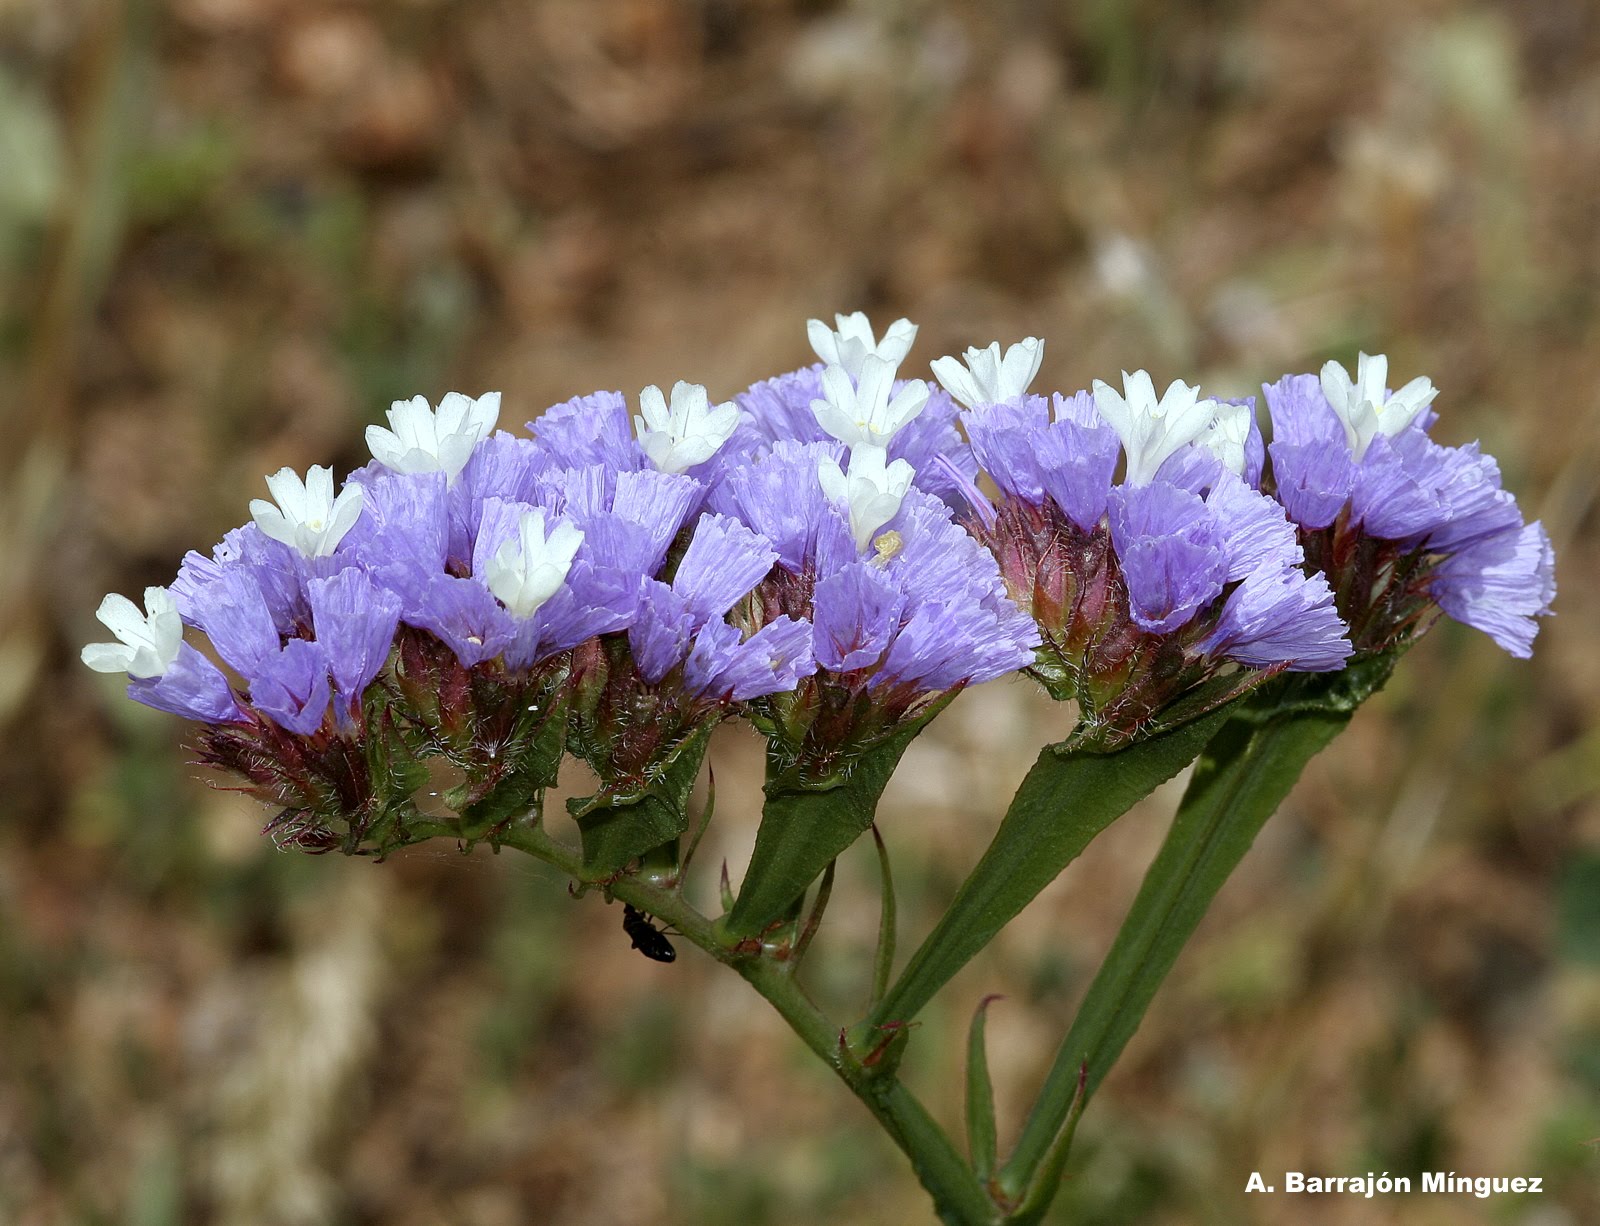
622,903,676,963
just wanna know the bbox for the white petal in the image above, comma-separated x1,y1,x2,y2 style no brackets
81,642,136,673
930,355,983,410
1356,352,1388,410
95,592,147,639
807,318,841,367
638,384,669,433
817,454,848,504
878,318,919,365
305,465,336,513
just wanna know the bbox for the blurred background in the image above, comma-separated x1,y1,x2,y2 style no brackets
2,0,1597,1222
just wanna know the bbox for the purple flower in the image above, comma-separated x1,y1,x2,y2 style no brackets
1108,483,1228,634
529,390,646,473
127,643,243,724
1432,521,1557,659
1197,568,1350,671
812,565,904,672
965,393,1121,532
624,513,803,700
1262,362,1555,657
307,569,402,711
682,615,815,702
173,523,311,637
249,638,332,736
714,440,1039,700
707,440,855,574
723,364,979,509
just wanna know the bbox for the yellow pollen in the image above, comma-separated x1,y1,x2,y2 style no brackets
870,530,903,566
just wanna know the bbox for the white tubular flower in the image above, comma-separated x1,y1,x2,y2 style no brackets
483,509,584,619
806,311,918,379
1196,400,1253,478
817,445,915,553
81,587,183,679
249,465,364,558
810,355,930,450
366,391,501,481
635,381,740,474
929,337,1044,410
1092,370,1221,486
1319,352,1438,460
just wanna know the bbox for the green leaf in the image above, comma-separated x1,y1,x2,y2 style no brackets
727,699,952,937
869,708,1229,1029
567,721,717,878
965,994,1003,1185
996,703,1352,1201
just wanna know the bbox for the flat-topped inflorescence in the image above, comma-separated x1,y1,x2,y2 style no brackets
1262,356,1554,658
945,353,1349,744
80,317,1552,859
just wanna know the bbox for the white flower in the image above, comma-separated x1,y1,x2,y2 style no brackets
483,508,584,619
810,356,930,450
817,445,915,553
366,391,501,481
1319,352,1438,460
806,311,918,380
248,465,364,558
81,587,183,679
1196,400,1254,478
635,381,740,474
929,337,1044,410
1092,370,1221,486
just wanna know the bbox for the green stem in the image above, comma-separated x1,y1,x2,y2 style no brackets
869,711,1227,1031
493,822,1000,1226
996,708,1349,1206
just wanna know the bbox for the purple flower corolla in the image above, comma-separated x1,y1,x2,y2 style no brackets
627,513,812,701
714,441,1037,699
723,365,978,509
530,390,646,474
930,337,1044,411
307,570,402,709
366,391,501,481
126,644,243,724
1263,366,1555,656
807,312,918,380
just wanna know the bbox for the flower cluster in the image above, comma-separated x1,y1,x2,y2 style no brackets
82,314,1554,855
1262,356,1555,658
